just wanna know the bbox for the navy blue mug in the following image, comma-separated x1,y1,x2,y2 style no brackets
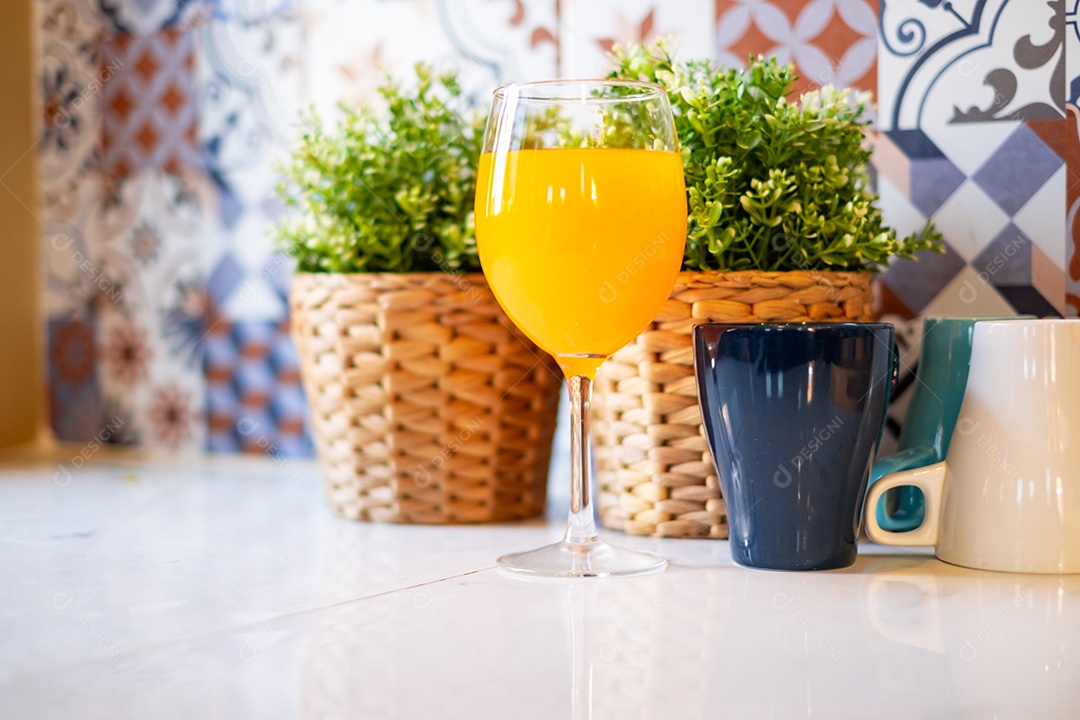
693,323,897,571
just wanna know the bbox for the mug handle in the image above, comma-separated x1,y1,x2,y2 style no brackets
864,461,947,546
868,446,937,531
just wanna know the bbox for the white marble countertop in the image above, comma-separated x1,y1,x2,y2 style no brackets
1,448,1078,719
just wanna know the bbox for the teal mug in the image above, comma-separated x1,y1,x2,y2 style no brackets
869,316,1025,532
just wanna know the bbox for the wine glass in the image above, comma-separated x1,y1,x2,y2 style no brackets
475,80,687,577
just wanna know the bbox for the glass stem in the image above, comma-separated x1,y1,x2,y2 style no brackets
565,375,599,545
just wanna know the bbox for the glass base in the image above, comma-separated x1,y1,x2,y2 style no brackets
497,539,668,578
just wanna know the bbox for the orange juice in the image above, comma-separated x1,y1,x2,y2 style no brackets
476,148,687,378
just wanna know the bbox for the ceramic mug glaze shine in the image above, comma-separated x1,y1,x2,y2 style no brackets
869,316,1026,532
865,320,1080,574
694,323,896,571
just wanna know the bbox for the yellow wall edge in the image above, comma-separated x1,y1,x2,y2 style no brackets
0,0,46,447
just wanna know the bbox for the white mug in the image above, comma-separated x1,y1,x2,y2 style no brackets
864,320,1080,573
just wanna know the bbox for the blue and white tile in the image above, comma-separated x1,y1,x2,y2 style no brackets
47,316,105,442
947,1,1063,124
41,181,109,319
1068,0,1080,99
1013,166,1067,268
93,173,215,450
197,12,304,324
202,227,291,324
925,179,1011,263
876,173,929,240
203,319,311,456
881,245,968,315
1051,3,1079,316
972,223,1037,287
970,123,1063,217
967,221,1066,318
875,129,966,216
919,109,1016,179
207,0,294,22
217,249,291,322
921,265,1017,317
878,0,1063,131
99,0,206,34
38,0,107,190
198,10,305,197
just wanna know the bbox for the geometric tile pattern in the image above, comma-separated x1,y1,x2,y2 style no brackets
874,148,1064,317
714,0,877,93
876,160,1065,315
875,129,966,216
971,222,1065,316
874,0,1068,317
878,242,968,317
973,223,1036,286
206,251,246,309
37,0,1080,458
101,27,202,180
972,124,1064,217
204,317,313,457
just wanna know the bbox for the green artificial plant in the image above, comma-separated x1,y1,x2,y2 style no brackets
276,64,485,273
608,40,942,272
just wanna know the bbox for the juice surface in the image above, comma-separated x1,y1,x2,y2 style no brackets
476,148,687,378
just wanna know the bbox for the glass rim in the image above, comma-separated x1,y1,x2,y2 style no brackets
492,78,668,104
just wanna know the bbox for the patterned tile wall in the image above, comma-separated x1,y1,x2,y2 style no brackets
876,0,1068,318
35,0,1075,457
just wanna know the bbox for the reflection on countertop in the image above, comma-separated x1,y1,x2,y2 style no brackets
0,451,1077,719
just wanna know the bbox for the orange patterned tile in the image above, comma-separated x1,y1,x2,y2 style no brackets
715,0,876,94
100,25,199,180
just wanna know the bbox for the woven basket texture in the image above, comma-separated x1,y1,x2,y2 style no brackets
593,270,874,539
290,272,562,523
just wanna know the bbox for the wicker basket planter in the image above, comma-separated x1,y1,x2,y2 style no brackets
593,270,874,539
290,272,562,523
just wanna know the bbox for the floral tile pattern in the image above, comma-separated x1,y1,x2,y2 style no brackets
714,0,877,93
47,317,104,442
37,0,1077,457
304,0,559,115
878,0,1065,132
560,0,713,78
93,172,213,451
